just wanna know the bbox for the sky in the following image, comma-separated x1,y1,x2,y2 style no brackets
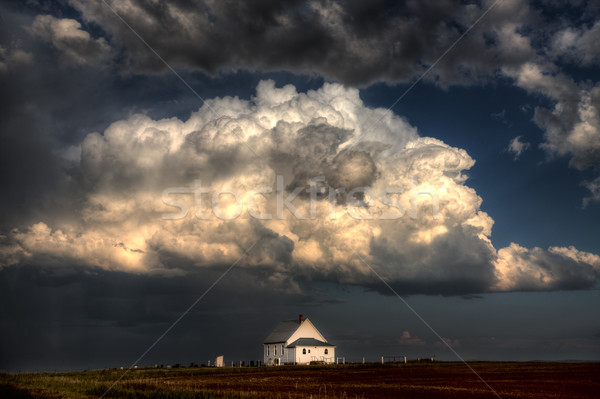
0,0,599,372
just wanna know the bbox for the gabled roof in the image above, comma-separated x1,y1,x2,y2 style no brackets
263,320,300,343
287,338,335,348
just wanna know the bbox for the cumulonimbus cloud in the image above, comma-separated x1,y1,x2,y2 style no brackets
0,81,598,294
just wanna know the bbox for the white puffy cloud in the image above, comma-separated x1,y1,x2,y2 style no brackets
551,21,600,66
0,81,598,294
494,243,600,291
582,177,600,208
537,84,600,171
29,15,112,67
504,63,600,201
506,63,578,102
507,136,530,159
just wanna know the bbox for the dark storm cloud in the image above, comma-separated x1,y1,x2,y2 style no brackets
60,0,600,202
8,0,600,205
67,0,536,87
60,0,600,205
0,3,229,230
368,223,498,296
0,8,75,230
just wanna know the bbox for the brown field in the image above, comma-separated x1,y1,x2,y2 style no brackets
1,362,599,399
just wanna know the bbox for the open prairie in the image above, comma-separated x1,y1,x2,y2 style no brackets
1,362,599,399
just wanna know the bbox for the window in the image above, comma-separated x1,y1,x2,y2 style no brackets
308,349,311,353
267,345,269,356
281,344,284,355
324,349,328,355
302,348,306,354
275,345,277,356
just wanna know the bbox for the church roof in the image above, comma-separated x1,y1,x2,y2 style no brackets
287,338,335,348
263,320,301,343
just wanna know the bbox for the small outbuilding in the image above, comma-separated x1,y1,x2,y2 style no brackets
263,314,335,365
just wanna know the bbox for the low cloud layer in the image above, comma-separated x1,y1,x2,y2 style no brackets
1,81,598,295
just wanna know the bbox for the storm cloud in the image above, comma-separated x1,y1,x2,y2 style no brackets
1,81,598,295
44,0,599,203
63,0,536,86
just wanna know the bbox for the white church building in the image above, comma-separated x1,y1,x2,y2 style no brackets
263,314,335,365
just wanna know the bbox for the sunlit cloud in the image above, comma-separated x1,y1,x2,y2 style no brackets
1,81,598,295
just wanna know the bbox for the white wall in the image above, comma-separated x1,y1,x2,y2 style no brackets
264,344,334,365
286,319,326,344
294,346,335,364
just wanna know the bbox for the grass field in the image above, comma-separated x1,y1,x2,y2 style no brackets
1,362,598,399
